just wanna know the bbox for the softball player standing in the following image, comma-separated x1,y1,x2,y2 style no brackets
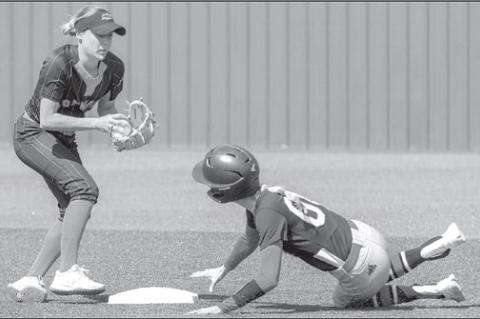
8,6,129,302
188,145,466,315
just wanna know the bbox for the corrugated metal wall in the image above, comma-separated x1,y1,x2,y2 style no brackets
1,2,479,151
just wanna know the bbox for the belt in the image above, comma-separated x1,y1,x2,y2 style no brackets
341,219,363,273
327,219,363,279
315,219,363,274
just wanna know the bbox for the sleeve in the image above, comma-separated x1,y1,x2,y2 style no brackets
109,60,125,101
223,210,260,271
254,241,283,291
38,55,68,102
255,208,288,251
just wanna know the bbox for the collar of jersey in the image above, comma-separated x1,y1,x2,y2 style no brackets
71,45,108,81
74,60,107,82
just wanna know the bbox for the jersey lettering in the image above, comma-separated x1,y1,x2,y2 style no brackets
282,190,325,227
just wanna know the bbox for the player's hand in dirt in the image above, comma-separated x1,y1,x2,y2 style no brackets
190,265,228,292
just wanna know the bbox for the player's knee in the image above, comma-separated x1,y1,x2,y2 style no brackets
69,180,99,204
90,183,99,201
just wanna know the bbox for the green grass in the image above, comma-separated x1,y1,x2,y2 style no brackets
1,147,479,317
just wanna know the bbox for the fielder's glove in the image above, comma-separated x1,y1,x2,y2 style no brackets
111,98,157,152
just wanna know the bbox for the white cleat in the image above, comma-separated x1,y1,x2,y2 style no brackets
7,276,48,303
49,264,105,296
440,223,467,254
436,274,465,302
442,223,467,248
422,222,466,259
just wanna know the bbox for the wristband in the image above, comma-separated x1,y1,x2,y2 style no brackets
217,296,238,313
232,280,266,308
218,280,266,313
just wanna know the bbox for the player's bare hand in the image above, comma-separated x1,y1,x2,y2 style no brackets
95,113,129,133
186,306,223,316
190,265,228,292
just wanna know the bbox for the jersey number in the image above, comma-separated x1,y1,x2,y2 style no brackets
282,191,325,227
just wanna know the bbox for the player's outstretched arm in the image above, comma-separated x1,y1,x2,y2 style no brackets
222,220,260,271
187,241,283,315
190,213,260,293
190,265,228,293
189,229,257,293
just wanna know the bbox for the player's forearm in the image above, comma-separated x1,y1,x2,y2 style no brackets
217,279,268,313
224,231,259,271
40,113,101,132
218,243,281,313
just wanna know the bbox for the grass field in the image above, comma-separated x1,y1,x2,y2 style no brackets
1,145,479,317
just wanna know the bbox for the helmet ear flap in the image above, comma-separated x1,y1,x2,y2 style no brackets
207,189,226,202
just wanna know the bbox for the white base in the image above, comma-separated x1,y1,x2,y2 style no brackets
108,287,198,304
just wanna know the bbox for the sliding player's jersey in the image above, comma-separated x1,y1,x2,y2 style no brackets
248,188,353,271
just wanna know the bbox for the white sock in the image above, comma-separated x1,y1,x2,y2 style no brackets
412,284,441,296
420,239,445,258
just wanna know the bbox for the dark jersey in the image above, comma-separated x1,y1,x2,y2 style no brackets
25,44,124,126
249,188,353,271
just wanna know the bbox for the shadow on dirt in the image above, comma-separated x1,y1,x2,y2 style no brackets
253,302,480,314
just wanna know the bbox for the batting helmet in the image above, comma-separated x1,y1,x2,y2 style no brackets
192,145,260,203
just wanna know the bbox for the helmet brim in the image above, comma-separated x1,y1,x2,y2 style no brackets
192,161,209,185
192,161,245,189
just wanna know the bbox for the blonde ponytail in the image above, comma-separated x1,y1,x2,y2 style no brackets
61,17,77,36
60,6,105,37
